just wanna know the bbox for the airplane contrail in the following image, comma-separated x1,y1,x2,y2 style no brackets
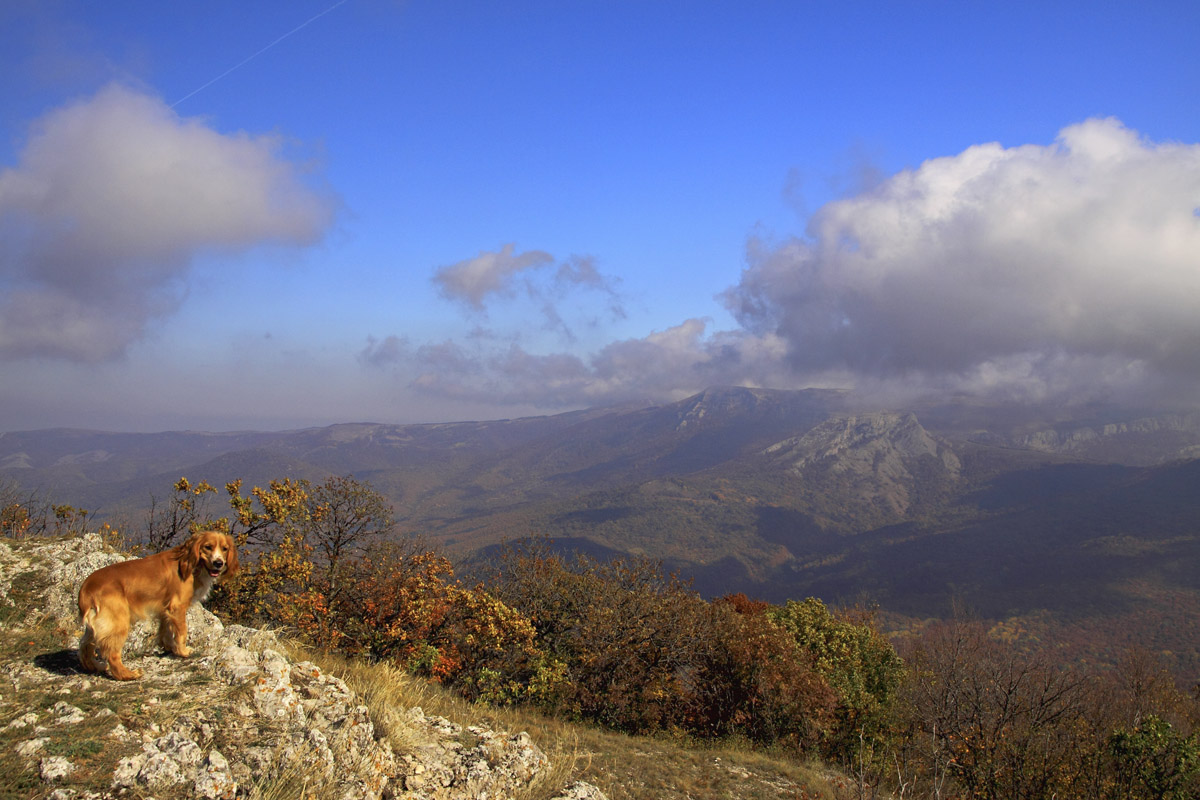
171,0,349,109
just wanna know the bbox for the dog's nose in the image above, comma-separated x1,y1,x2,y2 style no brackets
212,559,224,569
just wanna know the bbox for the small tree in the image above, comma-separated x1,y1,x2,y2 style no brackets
771,597,905,755
1,479,102,539
299,475,395,603
223,477,311,547
898,617,1092,800
1,477,33,539
143,477,219,551
489,543,711,732
1110,715,1200,800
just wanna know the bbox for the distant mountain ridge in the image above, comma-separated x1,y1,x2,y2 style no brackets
6,386,1200,679
1013,412,1200,462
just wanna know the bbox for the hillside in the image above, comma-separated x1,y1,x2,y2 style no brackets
5,387,1200,678
0,533,846,800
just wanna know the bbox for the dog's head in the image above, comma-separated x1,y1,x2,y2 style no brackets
178,530,239,582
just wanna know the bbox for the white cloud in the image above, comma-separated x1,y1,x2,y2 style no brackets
0,82,335,361
431,245,625,341
723,118,1200,406
366,318,801,409
432,244,555,310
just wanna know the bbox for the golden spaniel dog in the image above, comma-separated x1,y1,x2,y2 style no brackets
77,530,238,680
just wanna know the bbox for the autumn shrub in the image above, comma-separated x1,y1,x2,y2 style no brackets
887,618,1197,800
0,500,31,539
488,545,839,745
770,597,904,761
213,518,559,708
0,479,99,539
216,532,322,630
489,544,712,732
685,594,836,748
436,584,570,707
324,542,556,702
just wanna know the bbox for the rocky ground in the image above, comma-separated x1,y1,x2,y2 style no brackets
0,533,605,800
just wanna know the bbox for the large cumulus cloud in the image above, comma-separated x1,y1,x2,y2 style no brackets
0,83,335,361
724,118,1200,405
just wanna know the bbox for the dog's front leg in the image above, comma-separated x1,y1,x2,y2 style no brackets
159,602,192,658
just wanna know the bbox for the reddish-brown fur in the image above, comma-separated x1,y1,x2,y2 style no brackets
77,530,238,680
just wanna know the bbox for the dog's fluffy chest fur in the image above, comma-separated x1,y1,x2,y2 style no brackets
191,570,218,604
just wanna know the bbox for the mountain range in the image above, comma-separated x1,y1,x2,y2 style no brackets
5,386,1200,677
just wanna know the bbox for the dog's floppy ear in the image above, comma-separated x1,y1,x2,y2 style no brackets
223,534,240,578
177,534,201,580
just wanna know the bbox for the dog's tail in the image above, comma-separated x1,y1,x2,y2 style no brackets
78,588,101,625
78,599,102,673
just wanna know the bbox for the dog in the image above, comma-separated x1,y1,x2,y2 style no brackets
77,530,238,680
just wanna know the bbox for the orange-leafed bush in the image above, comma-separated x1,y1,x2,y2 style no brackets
1,502,32,539
213,533,319,628
215,532,557,706
345,551,564,706
685,595,836,748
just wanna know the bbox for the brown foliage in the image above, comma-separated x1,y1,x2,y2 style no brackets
133,474,1200,797
891,618,1200,800
489,543,836,744
214,525,554,706
686,595,835,747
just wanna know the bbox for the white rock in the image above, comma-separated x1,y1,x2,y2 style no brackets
4,712,39,730
16,737,49,757
51,701,85,724
40,756,75,782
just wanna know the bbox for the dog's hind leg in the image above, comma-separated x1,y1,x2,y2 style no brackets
104,649,143,681
92,603,141,680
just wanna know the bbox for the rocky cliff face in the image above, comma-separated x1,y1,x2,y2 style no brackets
1015,412,1200,464
0,534,605,800
763,413,962,527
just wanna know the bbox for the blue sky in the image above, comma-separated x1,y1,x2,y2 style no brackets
2,1,1199,432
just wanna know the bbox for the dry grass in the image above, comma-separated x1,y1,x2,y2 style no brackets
243,740,350,800
292,649,581,799
303,644,842,800
320,651,434,753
